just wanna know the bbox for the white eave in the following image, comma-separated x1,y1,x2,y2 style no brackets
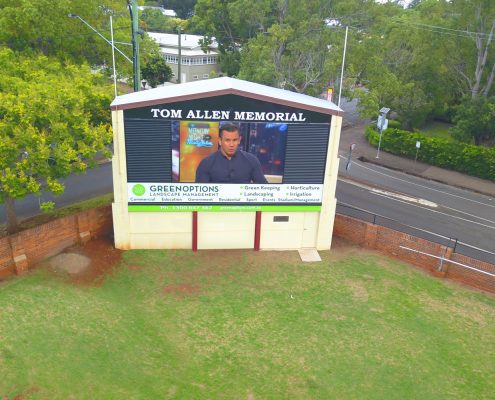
159,47,219,57
110,77,344,116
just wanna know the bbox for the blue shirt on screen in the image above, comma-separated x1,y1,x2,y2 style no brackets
195,150,268,183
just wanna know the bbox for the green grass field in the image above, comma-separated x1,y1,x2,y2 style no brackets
1,244,494,399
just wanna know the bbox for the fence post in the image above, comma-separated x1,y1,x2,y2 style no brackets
9,234,29,275
364,223,378,249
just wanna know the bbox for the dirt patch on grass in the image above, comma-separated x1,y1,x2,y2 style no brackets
43,237,122,286
344,279,369,302
163,284,201,298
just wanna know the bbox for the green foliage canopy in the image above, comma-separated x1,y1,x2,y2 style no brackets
365,125,495,181
0,49,113,218
141,49,173,87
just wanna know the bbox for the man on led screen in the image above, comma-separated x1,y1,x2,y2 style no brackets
195,123,268,183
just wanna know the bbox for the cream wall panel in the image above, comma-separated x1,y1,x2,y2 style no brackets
260,230,302,249
302,212,319,248
129,213,192,234
112,202,130,250
198,212,255,231
317,116,342,250
198,212,255,249
199,231,254,249
260,212,303,249
260,212,305,231
129,233,192,249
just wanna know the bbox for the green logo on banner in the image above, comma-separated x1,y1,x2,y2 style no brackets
132,184,146,196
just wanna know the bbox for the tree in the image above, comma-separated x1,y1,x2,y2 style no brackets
141,50,173,87
450,96,495,145
0,0,128,62
0,49,113,233
140,7,177,32
341,0,457,127
192,0,276,76
445,0,495,99
159,0,197,19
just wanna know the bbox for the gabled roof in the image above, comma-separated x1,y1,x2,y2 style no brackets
110,77,343,116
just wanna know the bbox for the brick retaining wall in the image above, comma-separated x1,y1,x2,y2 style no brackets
0,205,112,278
334,214,495,294
1,208,493,295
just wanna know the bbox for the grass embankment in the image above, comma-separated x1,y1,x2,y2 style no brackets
1,246,494,399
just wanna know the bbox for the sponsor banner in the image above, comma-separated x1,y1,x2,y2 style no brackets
128,183,323,204
128,205,322,212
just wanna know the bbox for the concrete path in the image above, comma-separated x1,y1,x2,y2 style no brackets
339,121,495,198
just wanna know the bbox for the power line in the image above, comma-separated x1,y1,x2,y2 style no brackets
391,20,493,39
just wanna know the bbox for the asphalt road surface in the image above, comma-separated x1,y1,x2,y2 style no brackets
1,159,494,263
337,156,495,263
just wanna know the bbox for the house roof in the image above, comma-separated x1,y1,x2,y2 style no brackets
110,77,343,116
147,32,218,50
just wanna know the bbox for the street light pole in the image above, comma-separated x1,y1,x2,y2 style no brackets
128,0,140,92
337,25,348,108
177,26,182,83
110,15,117,97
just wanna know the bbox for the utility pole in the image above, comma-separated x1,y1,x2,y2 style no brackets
129,0,140,91
177,26,182,84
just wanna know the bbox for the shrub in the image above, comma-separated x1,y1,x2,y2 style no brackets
365,125,495,181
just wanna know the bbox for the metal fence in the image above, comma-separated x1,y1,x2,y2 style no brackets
336,203,495,265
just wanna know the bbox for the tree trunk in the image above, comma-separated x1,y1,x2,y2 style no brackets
5,195,19,235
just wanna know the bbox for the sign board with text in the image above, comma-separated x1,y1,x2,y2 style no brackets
110,77,344,250
122,94,331,211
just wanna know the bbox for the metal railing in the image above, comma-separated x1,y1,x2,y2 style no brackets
336,202,495,265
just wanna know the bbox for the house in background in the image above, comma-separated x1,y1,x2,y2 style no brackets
147,32,221,84
137,6,177,17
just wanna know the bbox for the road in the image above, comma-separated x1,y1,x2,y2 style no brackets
337,156,495,262
0,163,113,222
1,155,494,263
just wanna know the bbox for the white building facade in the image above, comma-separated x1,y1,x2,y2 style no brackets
147,32,221,84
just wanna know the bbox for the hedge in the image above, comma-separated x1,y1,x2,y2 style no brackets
365,125,495,181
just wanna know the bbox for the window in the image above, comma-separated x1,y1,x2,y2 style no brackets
193,75,199,80
181,57,192,65
165,54,178,64
203,74,209,79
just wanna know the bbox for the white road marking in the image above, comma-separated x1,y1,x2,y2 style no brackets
340,177,495,226
371,192,495,231
371,188,438,208
338,154,495,208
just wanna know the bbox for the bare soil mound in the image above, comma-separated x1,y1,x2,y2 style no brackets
44,237,122,286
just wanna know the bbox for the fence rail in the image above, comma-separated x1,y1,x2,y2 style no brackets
336,202,495,265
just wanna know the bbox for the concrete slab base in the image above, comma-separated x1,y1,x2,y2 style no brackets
298,248,322,262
